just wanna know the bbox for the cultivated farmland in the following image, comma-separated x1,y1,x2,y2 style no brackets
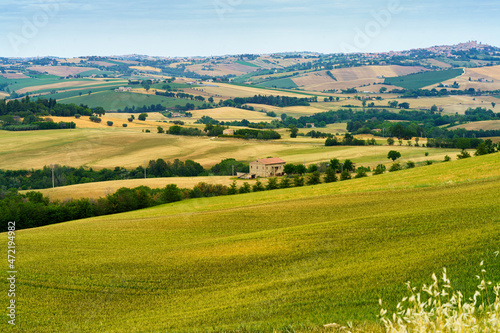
384,68,464,89
2,154,499,332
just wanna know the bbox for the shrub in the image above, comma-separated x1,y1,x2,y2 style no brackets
252,180,265,192
457,150,471,159
239,182,251,194
354,169,367,178
340,170,351,180
279,177,291,189
306,171,321,185
426,160,433,165
107,121,113,126
266,178,279,190
380,265,500,333
406,161,415,169
122,124,127,127
389,162,402,172
293,176,304,187
373,164,386,175
443,155,451,162
74,114,81,119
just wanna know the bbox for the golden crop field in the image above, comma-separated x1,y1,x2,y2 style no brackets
448,120,500,131
129,65,162,72
425,66,500,91
17,79,125,94
198,82,315,99
0,126,461,171
396,95,497,114
188,107,276,123
3,154,499,332
27,65,97,77
28,176,241,201
244,103,328,117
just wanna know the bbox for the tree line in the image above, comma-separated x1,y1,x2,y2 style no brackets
0,158,252,191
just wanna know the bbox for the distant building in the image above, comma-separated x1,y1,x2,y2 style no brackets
115,87,132,92
249,158,286,178
223,129,234,136
306,123,315,128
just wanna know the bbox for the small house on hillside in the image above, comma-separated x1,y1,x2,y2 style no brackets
249,158,286,178
223,129,234,136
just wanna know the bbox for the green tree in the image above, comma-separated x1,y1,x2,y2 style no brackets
306,171,321,185
329,158,341,172
379,87,387,93
323,168,337,183
293,176,304,187
284,164,296,175
106,121,113,126
406,161,415,168
443,155,451,162
157,126,164,134
138,113,148,121
279,177,291,189
340,170,351,181
492,102,496,108
228,181,238,195
289,125,299,138
266,178,279,190
354,168,368,178
160,184,182,203
295,164,307,175
387,150,401,161
373,164,386,175
122,123,128,127
252,180,265,192
239,182,251,194
307,164,318,173
343,159,355,172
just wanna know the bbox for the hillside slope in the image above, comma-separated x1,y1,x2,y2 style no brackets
2,154,499,332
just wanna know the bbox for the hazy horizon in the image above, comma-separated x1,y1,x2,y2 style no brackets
0,0,498,58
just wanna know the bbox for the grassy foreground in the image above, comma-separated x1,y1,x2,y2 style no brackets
1,154,499,332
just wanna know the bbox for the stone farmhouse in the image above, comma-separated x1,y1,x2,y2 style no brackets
249,158,286,178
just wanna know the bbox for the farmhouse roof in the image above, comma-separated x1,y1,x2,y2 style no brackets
254,158,286,165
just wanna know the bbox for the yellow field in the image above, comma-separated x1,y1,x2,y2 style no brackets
448,120,500,131
425,59,452,68
290,65,427,91
0,91,9,98
195,82,315,99
396,95,498,114
58,57,87,64
188,107,276,123
17,79,126,94
48,115,166,129
245,103,327,117
27,65,97,77
27,176,241,201
0,126,460,171
130,66,161,72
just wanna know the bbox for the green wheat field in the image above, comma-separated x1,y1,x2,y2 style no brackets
1,154,499,332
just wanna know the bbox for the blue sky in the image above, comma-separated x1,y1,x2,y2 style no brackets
0,0,498,57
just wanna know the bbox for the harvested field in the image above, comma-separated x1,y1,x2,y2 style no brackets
130,66,162,72
17,80,116,94
426,66,500,90
196,83,314,99
1,72,30,79
28,66,97,77
448,120,500,131
189,107,276,123
28,176,240,201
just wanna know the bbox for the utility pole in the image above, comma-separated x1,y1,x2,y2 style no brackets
50,164,55,192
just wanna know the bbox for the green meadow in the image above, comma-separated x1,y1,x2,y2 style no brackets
258,78,299,89
384,68,464,89
1,154,499,332
57,91,205,110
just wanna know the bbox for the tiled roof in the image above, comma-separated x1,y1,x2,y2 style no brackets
254,158,286,165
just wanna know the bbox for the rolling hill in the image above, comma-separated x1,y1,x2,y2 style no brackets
2,153,499,332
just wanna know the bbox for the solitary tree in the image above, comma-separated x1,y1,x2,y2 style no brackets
289,125,299,138
157,126,164,134
387,150,401,161
387,137,395,145
492,102,496,108
138,113,148,121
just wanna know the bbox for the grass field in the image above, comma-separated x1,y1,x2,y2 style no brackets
384,68,464,89
57,90,205,111
235,60,260,68
258,78,299,89
33,83,127,100
0,126,463,171
2,154,499,332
